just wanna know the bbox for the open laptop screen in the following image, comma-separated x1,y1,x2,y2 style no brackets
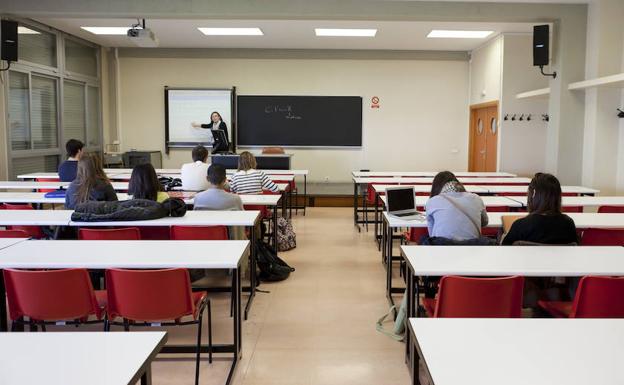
386,187,416,213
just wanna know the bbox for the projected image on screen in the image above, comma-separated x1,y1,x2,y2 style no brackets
237,96,362,147
165,88,233,145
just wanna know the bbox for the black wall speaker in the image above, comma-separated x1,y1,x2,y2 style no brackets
533,24,549,67
1,20,18,62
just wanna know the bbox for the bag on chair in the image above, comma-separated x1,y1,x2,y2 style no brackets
277,217,297,251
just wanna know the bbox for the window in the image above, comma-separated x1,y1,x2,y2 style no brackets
18,24,57,68
63,80,86,143
31,75,58,149
65,39,98,77
87,86,100,147
8,71,30,151
11,155,59,180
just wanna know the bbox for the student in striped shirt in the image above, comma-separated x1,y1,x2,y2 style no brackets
229,151,279,194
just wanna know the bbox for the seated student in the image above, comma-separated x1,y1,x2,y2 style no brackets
194,164,243,211
229,151,279,194
65,153,118,209
58,139,84,182
425,171,489,242
128,163,169,203
181,145,210,191
502,173,578,245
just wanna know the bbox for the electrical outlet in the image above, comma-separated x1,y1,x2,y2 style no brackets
324,176,330,183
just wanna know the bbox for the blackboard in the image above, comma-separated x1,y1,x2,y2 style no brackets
236,96,362,147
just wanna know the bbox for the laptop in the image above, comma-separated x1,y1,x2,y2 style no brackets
386,186,424,221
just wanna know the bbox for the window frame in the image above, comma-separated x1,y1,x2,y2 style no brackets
3,18,103,179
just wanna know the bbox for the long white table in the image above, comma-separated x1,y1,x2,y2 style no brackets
0,238,28,250
0,239,249,385
508,195,624,210
485,184,600,195
0,181,129,191
370,183,599,196
352,171,517,177
0,331,167,385
353,176,532,184
407,318,624,385
382,212,624,304
379,195,523,208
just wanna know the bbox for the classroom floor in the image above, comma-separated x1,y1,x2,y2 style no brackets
145,207,409,385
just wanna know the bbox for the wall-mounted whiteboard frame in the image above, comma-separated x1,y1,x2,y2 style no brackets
164,87,236,154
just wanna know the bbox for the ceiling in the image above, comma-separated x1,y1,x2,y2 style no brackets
37,18,538,51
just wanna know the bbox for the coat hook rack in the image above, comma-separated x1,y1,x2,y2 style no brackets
618,109,624,118
542,114,549,122
504,114,509,121
519,114,525,121
511,114,517,121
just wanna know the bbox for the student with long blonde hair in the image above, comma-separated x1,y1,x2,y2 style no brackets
65,153,117,209
229,151,279,194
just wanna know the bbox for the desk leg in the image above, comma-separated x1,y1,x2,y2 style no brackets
140,366,152,385
0,271,7,331
353,182,360,231
381,216,387,265
281,191,287,218
303,175,307,216
273,204,278,254
244,223,257,320
375,193,381,250
386,218,395,307
225,263,242,385
289,184,293,218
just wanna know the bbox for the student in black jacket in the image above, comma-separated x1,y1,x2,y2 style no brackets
502,173,578,245
191,111,229,141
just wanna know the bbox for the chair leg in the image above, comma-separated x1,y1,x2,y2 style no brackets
195,310,203,385
123,319,130,332
104,317,110,332
208,300,213,364
230,272,235,318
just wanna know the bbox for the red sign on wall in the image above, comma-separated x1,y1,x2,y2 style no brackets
371,96,380,109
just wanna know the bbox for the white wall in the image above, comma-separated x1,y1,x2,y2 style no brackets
117,56,469,182
499,34,549,177
469,36,502,106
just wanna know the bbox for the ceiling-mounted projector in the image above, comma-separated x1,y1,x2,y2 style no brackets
127,19,158,47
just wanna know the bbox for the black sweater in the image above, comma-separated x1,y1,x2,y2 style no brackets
200,121,228,141
502,213,578,245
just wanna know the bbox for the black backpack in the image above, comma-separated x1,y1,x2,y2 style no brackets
256,241,295,282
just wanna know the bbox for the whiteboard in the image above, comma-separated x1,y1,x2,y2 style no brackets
165,88,233,147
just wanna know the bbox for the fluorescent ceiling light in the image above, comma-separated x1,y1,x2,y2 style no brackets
17,26,40,35
198,28,263,36
427,30,493,39
315,28,377,37
80,27,137,35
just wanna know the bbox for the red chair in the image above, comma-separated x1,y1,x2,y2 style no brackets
423,275,524,318
580,229,624,246
562,206,583,213
3,268,106,331
538,276,624,318
78,227,141,240
105,268,211,385
598,206,624,213
170,225,228,240
0,229,30,238
36,177,60,193
2,204,45,239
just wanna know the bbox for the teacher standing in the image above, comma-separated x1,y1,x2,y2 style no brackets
192,111,229,141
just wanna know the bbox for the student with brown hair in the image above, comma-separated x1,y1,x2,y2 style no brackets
181,145,211,191
65,153,117,209
502,173,578,245
229,151,279,194
128,163,169,203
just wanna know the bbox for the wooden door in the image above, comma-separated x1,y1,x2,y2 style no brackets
469,103,498,172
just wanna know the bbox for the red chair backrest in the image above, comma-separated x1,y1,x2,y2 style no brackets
598,206,624,213
3,204,44,239
105,268,195,321
407,228,429,244
0,229,30,238
36,177,60,193
3,268,101,321
562,206,583,213
571,276,624,318
580,229,624,246
78,227,141,240
434,275,524,318
170,225,228,240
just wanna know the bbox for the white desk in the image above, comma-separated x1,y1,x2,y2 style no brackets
509,195,624,209
483,184,600,195
379,195,523,208
0,181,129,191
0,331,167,385
408,318,624,385
0,209,73,226
0,239,247,383
353,177,531,184
352,171,517,177
372,184,489,194
69,210,260,228
0,238,28,250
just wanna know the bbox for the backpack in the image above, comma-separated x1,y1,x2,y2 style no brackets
256,241,295,282
277,217,296,251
